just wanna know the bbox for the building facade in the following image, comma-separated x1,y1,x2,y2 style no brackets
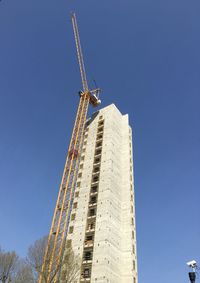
65,104,137,283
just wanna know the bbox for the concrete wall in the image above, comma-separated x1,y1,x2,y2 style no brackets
64,104,138,283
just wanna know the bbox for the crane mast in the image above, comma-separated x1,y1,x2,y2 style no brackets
38,13,101,283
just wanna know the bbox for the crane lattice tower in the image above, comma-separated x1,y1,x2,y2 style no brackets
38,13,101,283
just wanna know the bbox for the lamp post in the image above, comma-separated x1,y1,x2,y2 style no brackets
189,272,196,283
0,275,8,283
187,260,197,283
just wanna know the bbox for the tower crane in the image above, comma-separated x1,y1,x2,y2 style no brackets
38,13,101,283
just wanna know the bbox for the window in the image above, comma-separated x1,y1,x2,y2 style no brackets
91,185,98,193
133,245,135,254
71,214,76,221
73,202,77,209
90,196,97,204
132,231,135,239
95,149,102,156
92,175,99,183
85,235,94,246
96,141,102,148
66,239,72,248
94,157,101,164
97,133,103,139
97,134,103,140
133,260,136,270
83,268,90,278
75,191,79,198
134,277,136,283
79,164,83,170
84,251,92,261
78,173,82,178
98,121,104,126
97,127,104,133
87,222,95,230
69,226,74,234
86,235,93,241
99,115,103,120
89,208,96,217
93,168,100,174
77,182,81,188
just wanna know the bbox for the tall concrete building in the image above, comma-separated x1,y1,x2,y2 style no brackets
65,104,137,283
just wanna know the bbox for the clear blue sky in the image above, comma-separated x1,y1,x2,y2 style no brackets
0,0,200,282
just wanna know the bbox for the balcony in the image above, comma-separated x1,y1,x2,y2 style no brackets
91,175,99,184
98,120,104,126
86,227,95,233
93,157,101,165
89,196,97,207
88,208,96,219
84,234,94,247
96,134,103,141
95,141,102,148
90,191,97,197
84,240,93,247
92,169,100,175
83,250,93,264
90,185,98,194
97,126,104,134
80,277,90,282
86,221,95,233
95,146,102,152
94,149,102,156
80,266,92,282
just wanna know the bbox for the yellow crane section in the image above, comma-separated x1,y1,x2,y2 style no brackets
38,12,101,283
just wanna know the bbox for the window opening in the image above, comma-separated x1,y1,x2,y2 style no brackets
90,196,97,204
69,226,74,234
95,149,102,156
88,208,96,217
91,185,98,193
92,175,99,183
71,214,76,221
73,202,77,209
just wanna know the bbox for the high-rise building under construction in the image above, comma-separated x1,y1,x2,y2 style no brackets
38,14,138,283
64,103,138,283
